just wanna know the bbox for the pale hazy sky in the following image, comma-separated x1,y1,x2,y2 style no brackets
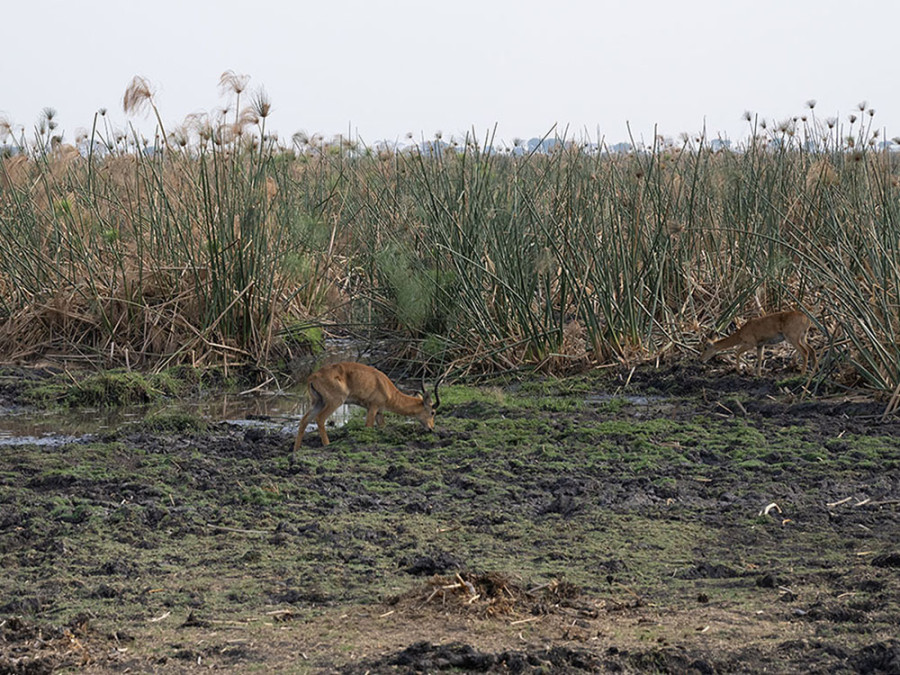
3,0,898,146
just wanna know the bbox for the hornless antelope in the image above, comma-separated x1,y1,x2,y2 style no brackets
293,362,439,450
700,310,816,377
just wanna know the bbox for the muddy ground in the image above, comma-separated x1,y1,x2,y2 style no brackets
0,361,899,673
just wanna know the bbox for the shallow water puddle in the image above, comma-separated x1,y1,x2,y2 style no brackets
224,398,354,434
0,406,137,446
584,393,665,406
0,393,355,446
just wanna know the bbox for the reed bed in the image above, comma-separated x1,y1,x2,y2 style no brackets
1,87,898,392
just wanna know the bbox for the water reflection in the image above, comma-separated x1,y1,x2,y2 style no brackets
0,393,355,447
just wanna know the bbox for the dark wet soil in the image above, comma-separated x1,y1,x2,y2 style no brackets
343,638,900,674
1,362,898,673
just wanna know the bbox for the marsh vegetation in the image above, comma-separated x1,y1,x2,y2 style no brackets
1,84,899,396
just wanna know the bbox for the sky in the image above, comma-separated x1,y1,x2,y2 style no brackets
3,0,899,148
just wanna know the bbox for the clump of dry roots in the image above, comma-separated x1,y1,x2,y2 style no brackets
389,572,585,619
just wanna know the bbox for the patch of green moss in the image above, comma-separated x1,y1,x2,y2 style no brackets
14,366,260,411
24,370,182,408
592,397,628,414
240,486,286,506
138,410,208,433
283,323,325,354
48,497,95,524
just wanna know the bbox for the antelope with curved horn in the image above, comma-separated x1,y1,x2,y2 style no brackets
294,362,440,450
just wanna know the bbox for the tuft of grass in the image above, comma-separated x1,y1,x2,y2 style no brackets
282,323,325,354
137,410,208,433
24,370,182,408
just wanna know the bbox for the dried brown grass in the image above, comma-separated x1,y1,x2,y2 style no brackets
387,573,583,620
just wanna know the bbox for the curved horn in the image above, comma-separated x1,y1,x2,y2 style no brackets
432,373,443,411
420,373,441,411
